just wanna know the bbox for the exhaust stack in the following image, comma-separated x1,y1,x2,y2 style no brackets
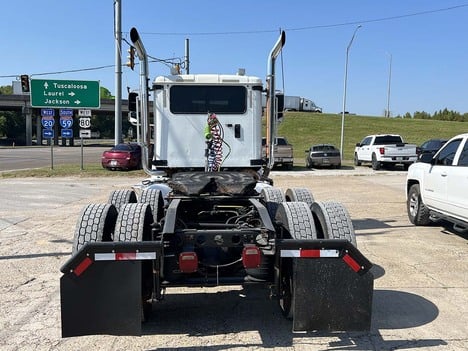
265,31,286,174
130,27,162,176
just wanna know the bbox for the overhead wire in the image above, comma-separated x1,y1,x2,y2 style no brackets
137,3,468,36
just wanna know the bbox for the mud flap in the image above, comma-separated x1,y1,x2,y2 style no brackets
293,258,373,331
60,242,161,337
278,239,373,332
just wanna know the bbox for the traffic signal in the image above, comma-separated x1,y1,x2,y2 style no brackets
128,92,138,112
126,46,135,70
20,74,30,93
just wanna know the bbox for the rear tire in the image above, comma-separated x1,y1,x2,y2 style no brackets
139,188,164,223
72,203,118,254
114,203,153,241
108,189,137,211
114,203,154,322
311,201,356,246
407,184,431,225
261,187,285,218
354,153,361,166
371,153,381,170
275,202,317,319
285,188,315,208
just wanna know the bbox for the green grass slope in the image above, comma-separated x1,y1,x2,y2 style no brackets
277,112,466,162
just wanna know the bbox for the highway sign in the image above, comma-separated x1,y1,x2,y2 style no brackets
59,116,73,129
79,129,91,138
61,129,73,138
78,109,92,117
42,129,54,139
41,116,55,129
59,109,74,117
79,117,91,128
41,108,55,117
30,79,100,108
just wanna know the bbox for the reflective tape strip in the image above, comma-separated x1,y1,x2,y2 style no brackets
94,252,157,261
74,257,93,276
280,249,340,258
342,253,361,272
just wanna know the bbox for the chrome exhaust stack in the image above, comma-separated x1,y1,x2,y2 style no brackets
130,27,163,176
264,31,286,175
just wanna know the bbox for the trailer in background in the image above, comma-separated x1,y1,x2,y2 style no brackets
263,94,322,113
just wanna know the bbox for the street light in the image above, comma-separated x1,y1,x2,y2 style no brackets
386,52,392,118
340,25,362,161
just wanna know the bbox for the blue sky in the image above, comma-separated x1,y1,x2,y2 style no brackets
1,0,467,117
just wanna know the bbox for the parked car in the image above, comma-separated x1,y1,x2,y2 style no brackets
101,143,142,170
305,144,341,169
416,138,448,159
262,137,294,169
354,134,418,170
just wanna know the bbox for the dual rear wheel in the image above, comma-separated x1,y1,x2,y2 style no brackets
265,187,356,319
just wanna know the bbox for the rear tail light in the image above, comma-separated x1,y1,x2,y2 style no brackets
179,252,198,273
379,147,385,155
242,245,261,269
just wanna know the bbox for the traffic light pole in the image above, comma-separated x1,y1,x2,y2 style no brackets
114,0,123,146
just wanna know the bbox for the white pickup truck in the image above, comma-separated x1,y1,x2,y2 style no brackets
354,134,418,170
406,133,468,232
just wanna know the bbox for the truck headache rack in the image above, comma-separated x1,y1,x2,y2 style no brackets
60,242,162,337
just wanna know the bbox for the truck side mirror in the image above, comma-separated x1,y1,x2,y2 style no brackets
355,143,361,147
276,93,284,120
418,153,434,164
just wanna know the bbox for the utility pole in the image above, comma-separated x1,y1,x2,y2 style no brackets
386,52,392,118
114,0,122,145
340,25,362,160
185,38,190,74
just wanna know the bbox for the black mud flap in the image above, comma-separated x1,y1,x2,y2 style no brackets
278,239,374,332
60,242,161,337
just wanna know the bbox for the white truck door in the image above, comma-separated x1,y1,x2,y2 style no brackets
358,136,373,162
424,138,462,211
446,137,468,218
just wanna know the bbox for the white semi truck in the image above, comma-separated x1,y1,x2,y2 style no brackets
60,28,373,337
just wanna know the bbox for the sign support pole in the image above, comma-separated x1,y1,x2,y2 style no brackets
80,137,84,171
50,139,54,170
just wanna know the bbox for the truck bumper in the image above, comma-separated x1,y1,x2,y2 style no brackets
60,242,162,337
381,156,417,163
277,239,374,331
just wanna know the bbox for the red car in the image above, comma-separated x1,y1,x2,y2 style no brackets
101,143,142,170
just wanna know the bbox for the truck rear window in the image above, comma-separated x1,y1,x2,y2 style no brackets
374,136,403,145
170,85,247,114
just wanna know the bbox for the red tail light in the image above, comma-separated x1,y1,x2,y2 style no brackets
379,147,385,155
179,252,198,273
242,245,261,269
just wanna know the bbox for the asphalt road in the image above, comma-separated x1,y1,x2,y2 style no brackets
0,172,466,350
0,145,108,172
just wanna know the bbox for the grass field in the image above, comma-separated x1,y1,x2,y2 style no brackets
2,112,466,178
277,112,467,162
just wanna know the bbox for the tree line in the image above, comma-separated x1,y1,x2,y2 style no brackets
397,108,468,122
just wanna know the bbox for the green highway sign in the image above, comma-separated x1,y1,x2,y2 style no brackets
30,79,100,108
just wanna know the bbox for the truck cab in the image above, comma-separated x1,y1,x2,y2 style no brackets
152,74,264,172
407,133,468,229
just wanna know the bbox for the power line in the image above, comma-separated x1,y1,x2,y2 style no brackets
137,3,468,36
1,3,466,79
0,56,183,80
